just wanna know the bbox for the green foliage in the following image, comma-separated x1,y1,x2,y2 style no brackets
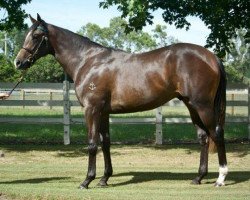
100,0,250,58
152,24,179,47
225,29,250,83
0,0,31,31
24,55,64,83
0,28,27,58
0,28,28,82
78,17,158,52
0,54,20,82
78,17,177,53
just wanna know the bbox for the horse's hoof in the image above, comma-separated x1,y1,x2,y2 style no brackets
97,181,108,187
214,182,225,187
191,179,201,185
79,184,88,189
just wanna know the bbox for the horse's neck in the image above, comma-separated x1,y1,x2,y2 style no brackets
48,24,103,81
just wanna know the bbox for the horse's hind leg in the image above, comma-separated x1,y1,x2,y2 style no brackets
213,126,228,186
184,102,209,184
195,106,228,186
98,114,113,187
192,126,209,184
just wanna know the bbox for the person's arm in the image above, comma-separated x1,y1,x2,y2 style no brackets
0,93,10,100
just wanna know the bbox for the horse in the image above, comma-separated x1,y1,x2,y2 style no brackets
15,14,228,189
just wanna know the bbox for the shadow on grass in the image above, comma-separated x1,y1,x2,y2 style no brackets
111,171,250,187
0,177,70,184
0,171,249,187
0,144,88,157
0,143,249,157
149,143,250,155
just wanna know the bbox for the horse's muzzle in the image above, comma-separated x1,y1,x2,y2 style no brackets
14,59,31,70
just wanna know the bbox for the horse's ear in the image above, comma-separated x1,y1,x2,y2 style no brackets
37,13,42,22
29,14,37,24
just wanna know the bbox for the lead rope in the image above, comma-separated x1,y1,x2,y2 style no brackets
7,69,28,96
3,35,47,99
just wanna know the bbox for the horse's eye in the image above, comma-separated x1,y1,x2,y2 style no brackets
33,34,39,40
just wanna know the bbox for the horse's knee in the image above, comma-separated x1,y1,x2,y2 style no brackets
208,125,224,144
88,143,98,155
197,128,208,145
212,126,225,144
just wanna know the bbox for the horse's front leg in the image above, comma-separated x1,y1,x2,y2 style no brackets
80,106,100,189
98,114,113,187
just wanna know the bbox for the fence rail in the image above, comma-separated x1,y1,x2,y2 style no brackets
0,82,249,144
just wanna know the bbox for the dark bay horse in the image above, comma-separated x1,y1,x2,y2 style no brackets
15,14,228,189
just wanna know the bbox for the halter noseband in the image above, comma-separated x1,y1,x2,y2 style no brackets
22,25,49,64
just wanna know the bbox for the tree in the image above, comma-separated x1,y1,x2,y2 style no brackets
0,54,20,82
152,24,179,47
78,17,157,52
78,17,178,53
0,28,26,82
100,0,250,57
225,29,250,83
0,28,26,57
24,55,64,83
0,0,31,31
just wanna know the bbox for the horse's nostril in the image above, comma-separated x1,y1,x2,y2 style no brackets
15,60,21,68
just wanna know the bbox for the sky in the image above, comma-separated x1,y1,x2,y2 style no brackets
23,0,211,46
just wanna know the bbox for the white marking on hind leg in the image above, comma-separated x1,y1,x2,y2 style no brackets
215,165,228,186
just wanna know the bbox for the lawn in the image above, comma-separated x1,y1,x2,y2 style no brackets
0,107,249,199
0,107,248,144
0,143,249,200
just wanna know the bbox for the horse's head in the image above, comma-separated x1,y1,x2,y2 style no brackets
15,14,53,69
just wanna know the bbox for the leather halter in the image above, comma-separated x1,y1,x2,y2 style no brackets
22,25,49,64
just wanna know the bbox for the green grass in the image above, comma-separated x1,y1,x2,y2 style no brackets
0,106,249,199
0,144,249,200
0,122,248,145
0,107,248,144
0,105,247,118
0,107,66,118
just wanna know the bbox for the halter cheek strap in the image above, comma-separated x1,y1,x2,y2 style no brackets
22,35,48,64
21,23,49,63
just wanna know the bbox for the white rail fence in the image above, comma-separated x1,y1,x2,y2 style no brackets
0,82,249,144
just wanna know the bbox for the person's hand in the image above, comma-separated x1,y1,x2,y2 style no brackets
0,93,10,100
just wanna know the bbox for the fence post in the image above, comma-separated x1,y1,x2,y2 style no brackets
20,89,25,109
63,79,70,145
155,106,163,145
248,84,250,140
231,93,234,115
49,90,53,110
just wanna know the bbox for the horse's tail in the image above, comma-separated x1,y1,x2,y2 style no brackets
209,58,227,152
